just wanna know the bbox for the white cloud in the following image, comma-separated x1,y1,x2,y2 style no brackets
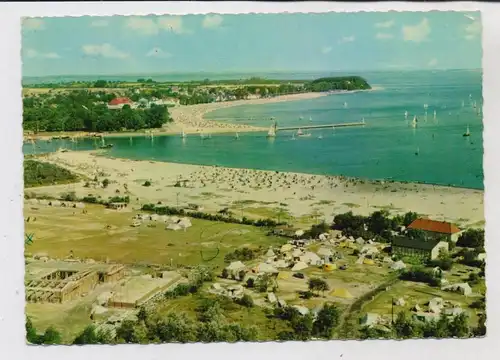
339,35,355,44
465,19,481,40
24,48,60,59
146,47,172,58
375,20,394,29
124,16,187,35
321,46,332,54
82,44,129,59
90,19,109,28
202,15,223,29
22,18,45,30
158,16,186,34
126,17,159,35
402,18,431,42
376,32,394,40
428,58,438,67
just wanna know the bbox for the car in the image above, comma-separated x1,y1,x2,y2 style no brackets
293,273,305,279
339,264,348,270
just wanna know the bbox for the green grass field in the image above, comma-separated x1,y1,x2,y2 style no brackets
24,204,287,270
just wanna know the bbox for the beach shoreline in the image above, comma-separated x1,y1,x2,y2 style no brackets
26,150,484,228
25,89,382,140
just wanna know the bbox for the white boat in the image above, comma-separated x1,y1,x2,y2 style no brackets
291,134,296,140
424,104,428,110
462,100,465,107
181,130,186,138
297,128,303,136
434,110,437,120
404,111,408,119
309,116,313,122
362,117,365,125
235,132,239,139
344,102,348,108
200,132,207,139
463,125,471,137
267,123,276,138
299,116,304,121
411,116,418,128
318,134,323,139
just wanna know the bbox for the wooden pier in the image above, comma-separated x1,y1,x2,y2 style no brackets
277,122,365,131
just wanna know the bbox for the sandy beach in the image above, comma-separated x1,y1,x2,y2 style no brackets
27,151,484,228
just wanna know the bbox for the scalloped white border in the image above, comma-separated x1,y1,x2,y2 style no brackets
0,2,498,360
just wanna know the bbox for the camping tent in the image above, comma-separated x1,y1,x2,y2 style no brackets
391,260,406,271
330,288,354,299
291,261,308,272
253,263,278,274
166,223,182,231
442,283,472,296
273,260,289,269
265,248,275,257
280,244,293,253
317,247,333,257
300,252,321,265
277,272,290,280
363,258,375,265
295,230,305,237
178,217,192,229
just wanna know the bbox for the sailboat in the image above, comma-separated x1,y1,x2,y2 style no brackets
362,117,366,125
463,125,471,137
404,111,408,120
291,133,296,140
423,104,428,110
99,136,113,149
235,132,239,140
462,100,465,107
181,130,186,139
299,116,304,121
297,128,303,136
411,116,418,128
415,147,420,156
267,122,277,138
309,116,313,122
318,133,323,139
434,110,437,120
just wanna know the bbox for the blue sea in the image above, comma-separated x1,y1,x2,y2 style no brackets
23,69,484,190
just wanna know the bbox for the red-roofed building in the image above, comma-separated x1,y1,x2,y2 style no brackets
407,218,462,242
108,97,132,110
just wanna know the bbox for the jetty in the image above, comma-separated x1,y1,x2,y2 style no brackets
277,122,365,131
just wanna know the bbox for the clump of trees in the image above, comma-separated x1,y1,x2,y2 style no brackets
457,229,485,249
305,76,371,92
24,160,78,188
361,311,476,339
274,303,341,340
26,317,62,345
224,247,257,263
399,267,441,287
23,90,172,133
308,278,330,296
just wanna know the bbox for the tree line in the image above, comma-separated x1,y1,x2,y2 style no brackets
23,90,172,133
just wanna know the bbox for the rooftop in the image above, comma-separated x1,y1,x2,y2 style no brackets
408,218,461,234
392,236,441,251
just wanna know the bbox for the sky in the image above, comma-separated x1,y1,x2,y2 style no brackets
21,11,482,77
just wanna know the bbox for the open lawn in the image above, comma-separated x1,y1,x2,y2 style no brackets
24,203,287,270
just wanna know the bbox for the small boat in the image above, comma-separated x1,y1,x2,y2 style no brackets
318,134,323,139
415,147,420,156
463,125,471,137
362,117,365,125
299,116,304,121
423,104,428,110
235,132,239,140
309,116,313,122
267,123,277,138
343,102,348,108
433,110,437,120
181,130,186,138
291,134,296,140
404,111,408,119
411,116,418,128
99,144,113,149
297,128,303,136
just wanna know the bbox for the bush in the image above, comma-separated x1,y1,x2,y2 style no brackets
400,268,440,287
143,180,152,187
60,191,78,202
236,294,254,308
457,229,484,249
221,268,229,279
224,247,256,263
24,160,78,188
246,278,254,288
102,178,110,188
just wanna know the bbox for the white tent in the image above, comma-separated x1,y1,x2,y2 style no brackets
226,261,246,272
292,261,308,271
280,244,293,253
267,292,277,304
50,200,61,207
300,252,321,265
391,260,406,271
150,214,160,221
265,248,275,257
273,260,289,269
27,198,39,205
166,223,182,231
355,237,365,245
442,283,472,296
292,249,303,258
75,202,85,209
360,313,380,327
428,297,444,313
292,305,309,316
253,263,278,274
317,247,333,257
178,217,192,229
295,230,305,237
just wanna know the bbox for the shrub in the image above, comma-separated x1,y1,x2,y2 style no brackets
143,180,152,187
236,294,254,308
399,268,440,287
246,278,254,288
457,229,484,249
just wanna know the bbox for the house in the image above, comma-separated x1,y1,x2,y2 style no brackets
360,313,380,327
442,283,472,296
107,97,132,110
407,218,462,242
391,236,449,261
225,261,246,280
